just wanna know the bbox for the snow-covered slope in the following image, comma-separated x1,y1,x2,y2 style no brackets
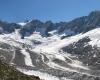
0,27,100,80
1,11,100,80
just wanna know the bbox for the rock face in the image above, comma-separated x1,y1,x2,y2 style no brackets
62,37,100,70
1,11,100,80
0,59,40,80
1,11,100,38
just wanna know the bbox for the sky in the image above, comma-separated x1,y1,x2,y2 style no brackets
0,0,100,23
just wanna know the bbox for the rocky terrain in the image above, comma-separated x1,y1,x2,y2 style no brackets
0,11,100,80
0,59,40,80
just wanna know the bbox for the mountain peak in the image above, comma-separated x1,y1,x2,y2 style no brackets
89,10,100,16
88,10,100,19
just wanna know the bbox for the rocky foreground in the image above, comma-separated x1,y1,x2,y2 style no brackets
0,59,40,80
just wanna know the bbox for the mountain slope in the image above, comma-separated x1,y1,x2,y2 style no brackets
0,11,100,80
0,59,40,80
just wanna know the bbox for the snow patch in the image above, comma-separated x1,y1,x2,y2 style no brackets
21,49,34,67
68,60,90,70
18,22,27,26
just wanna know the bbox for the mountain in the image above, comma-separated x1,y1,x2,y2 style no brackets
0,59,40,80
0,11,100,80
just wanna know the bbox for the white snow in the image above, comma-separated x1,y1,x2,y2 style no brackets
18,22,27,26
83,28,100,47
10,49,16,65
54,54,66,61
93,54,96,58
48,30,57,35
21,49,34,67
1,27,100,79
61,29,75,36
68,60,90,70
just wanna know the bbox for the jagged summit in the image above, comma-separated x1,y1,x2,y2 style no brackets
1,10,100,40
89,10,100,16
1,11,100,38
